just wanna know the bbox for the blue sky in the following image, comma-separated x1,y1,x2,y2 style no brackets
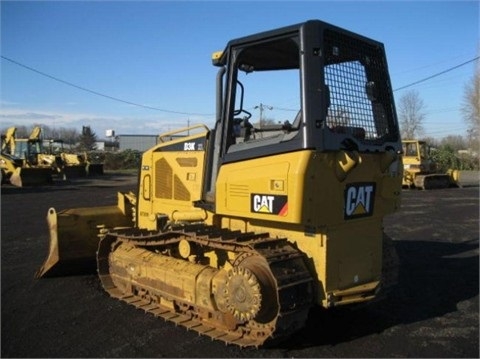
1,1,478,140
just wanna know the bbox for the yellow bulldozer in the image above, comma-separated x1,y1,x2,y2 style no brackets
83,151,104,176
44,139,104,177
401,139,454,189
36,20,403,346
1,127,53,187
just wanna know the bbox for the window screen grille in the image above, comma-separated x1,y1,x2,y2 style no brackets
324,29,394,144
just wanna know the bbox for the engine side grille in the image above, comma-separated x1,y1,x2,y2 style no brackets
155,158,172,199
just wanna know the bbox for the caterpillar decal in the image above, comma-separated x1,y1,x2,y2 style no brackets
344,183,376,220
251,194,288,216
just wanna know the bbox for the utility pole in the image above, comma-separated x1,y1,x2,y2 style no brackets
254,103,273,128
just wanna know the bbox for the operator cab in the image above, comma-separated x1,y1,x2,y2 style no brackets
201,19,400,206
215,20,399,154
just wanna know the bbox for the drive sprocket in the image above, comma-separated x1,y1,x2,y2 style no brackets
224,266,262,322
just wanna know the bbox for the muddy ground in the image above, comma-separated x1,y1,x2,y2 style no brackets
1,174,478,358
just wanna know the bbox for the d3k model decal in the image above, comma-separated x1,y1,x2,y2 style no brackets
251,194,288,216
344,182,376,219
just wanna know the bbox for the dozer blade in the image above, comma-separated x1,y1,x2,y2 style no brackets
86,163,104,176
35,205,132,278
9,167,53,187
63,164,87,179
449,170,480,188
414,174,451,190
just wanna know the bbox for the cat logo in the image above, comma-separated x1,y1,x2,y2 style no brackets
251,194,288,216
184,142,195,151
344,183,376,219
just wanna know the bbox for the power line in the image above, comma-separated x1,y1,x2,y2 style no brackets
3,54,478,114
424,128,470,136
424,107,461,115
393,56,479,92
392,52,477,76
274,106,298,112
1,55,213,116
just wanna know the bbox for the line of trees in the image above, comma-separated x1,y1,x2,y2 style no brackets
397,64,479,170
0,124,99,152
0,124,142,171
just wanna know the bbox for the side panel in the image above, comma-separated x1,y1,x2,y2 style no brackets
137,132,207,230
216,150,402,226
215,151,309,224
215,149,402,307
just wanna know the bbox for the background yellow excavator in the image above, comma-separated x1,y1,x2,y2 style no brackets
1,127,53,187
36,20,403,346
15,127,88,179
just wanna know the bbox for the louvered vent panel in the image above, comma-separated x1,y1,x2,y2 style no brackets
155,157,172,199
174,174,190,201
176,157,198,167
228,184,249,197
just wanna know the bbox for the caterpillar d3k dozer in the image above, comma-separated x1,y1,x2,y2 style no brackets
36,20,403,347
402,139,453,190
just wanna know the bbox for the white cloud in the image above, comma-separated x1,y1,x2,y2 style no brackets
0,107,215,139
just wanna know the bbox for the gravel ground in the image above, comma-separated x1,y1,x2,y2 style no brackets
1,174,478,358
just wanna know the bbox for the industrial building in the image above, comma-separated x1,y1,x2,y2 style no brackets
117,134,159,152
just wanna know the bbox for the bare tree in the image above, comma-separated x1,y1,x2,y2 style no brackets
440,135,467,151
461,64,479,150
254,117,277,128
398,89,426,139
59,128,79,146
327,107,350,127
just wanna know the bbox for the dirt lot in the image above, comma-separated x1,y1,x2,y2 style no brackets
1,174,478,358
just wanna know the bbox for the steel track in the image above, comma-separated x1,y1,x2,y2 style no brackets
97,225,313,347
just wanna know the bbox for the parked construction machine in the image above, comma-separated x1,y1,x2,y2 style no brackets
402,139,453,189
1,127,53,187
83,151,104,176
44,138,105,176
18,127,88,179
36,20,403,346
